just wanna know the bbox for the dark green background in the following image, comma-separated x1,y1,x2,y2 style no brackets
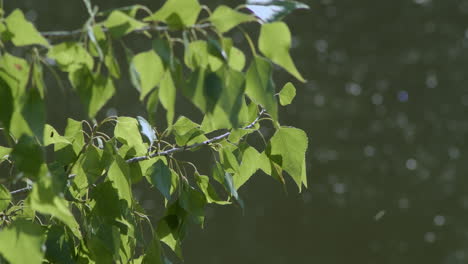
5,0,468,263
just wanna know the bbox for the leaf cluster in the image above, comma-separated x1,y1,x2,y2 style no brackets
0,0,309,263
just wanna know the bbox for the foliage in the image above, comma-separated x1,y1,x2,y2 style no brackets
0,0,309,262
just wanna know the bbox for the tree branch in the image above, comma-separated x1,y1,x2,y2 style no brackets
9,185,32,195
41,23,212,39
126,109,266,164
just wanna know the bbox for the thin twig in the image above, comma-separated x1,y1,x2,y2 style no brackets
41,23,212,39
126,109,266,163
9,185,32,195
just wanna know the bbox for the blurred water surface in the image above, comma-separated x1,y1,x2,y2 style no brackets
5,0,468,263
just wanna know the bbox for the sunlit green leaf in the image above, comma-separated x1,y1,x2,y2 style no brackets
54,118,84,165
159,71,176,127
100,5,146,18
246,0,309,23
131,50,164,100
228,46,246,71
210,5,255,33
144,0,201,28
0,53,29,97
195,173,230,205
172,116,207,146
234,146,270,189
246,56,278,120
278,82,296,106
0,184,11,211
48,42,94,72
43,124,71,146
115,116,147,155
267,127,308,190
146,159,172,200
32,61,46,98
0,219,46,264
0,146,11,164
259,22,305,82
4,9,49,47
108,156,133,206
103,10,146,38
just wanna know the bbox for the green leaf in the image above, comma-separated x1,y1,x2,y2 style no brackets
131,50,165,100
0,219,46,264
29,165,82,239
246,0,310,23
137,116,156,145
22,88,45,143
99,5,146,18
259,22,305,82
80,146,108,182
11,135,43,178
183,40,224,72
195,173,230,205
48,42,94,72
43,124,71,146
104,38,121,78
142,233,164,264
54,118,84,165
267,127,308,190
157,217,183,259
103,10,146,38
278,82,296,106
115,116,147,155
146,88,159,126
220,146,240,173
246,56,278,120
90,181,122,223
180,185,207,226
4,9,49,47
0,184,11,211
153,38,172,66
234,146,270,189
212,163,242,207
44,225,75,264
159,71,176,127
108,156,133,206
228,46,246,71
87,223,121,263
0,146,11,163
69,67,115,118
210,5,255,33
146,159,172,200
144,0,201,28
32,61,46,98
172,116,207,146
0,53,29,97
0,78,13,131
